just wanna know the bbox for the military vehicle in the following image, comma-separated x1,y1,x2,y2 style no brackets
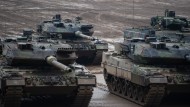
156,30,190,43
0,29,33,55
37,14,108,65
37,14,94,36
102,27,190,106
151,9,190,30
0,37,96,107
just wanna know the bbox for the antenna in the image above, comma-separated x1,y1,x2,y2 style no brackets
132,0,135,28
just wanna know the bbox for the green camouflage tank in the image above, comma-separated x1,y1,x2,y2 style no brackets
151,9,189,31
37,14,108,65
102,27,190,106
0,33,96,107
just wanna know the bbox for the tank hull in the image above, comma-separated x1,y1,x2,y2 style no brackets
0,66,96,107
102,52,190,107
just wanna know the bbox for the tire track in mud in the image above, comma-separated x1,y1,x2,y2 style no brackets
78,10,125,37
1,0,190,37
77,8,149,38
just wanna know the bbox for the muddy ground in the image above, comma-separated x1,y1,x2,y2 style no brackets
1,0,190,38
1,0,190,107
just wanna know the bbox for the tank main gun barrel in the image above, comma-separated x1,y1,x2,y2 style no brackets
46,56,72,72
75,31,94,40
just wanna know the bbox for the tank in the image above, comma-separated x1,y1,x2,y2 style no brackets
0,38,96,107
151,9,189,30
101,27,190,107
36,14,108,65
0,29,33,55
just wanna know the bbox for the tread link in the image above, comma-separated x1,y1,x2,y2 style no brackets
106,75,165,107
1,87,23,107
71,86,93,107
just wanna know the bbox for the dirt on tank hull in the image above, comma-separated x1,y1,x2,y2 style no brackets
37,14,108,65
0,64,96,107
0,37,96,107
102,26,190,107
102,51,190,107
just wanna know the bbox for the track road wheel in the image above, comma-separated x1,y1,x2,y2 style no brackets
116,79,122,94
138,87,145,103
132,85,139,100
127,83,133,98
1,87,23,107
121,80,128,96
110,77,117,92
122,81,128,96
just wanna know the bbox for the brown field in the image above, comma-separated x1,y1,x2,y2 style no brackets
1,0,190,38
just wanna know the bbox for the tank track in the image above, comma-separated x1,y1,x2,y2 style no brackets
106,74,165,107
71,86,93,107
92,51,103,65
1,87,23,107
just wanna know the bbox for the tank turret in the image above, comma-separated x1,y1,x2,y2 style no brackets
3,40,77,66
119,27,190,64
37,15,94,37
